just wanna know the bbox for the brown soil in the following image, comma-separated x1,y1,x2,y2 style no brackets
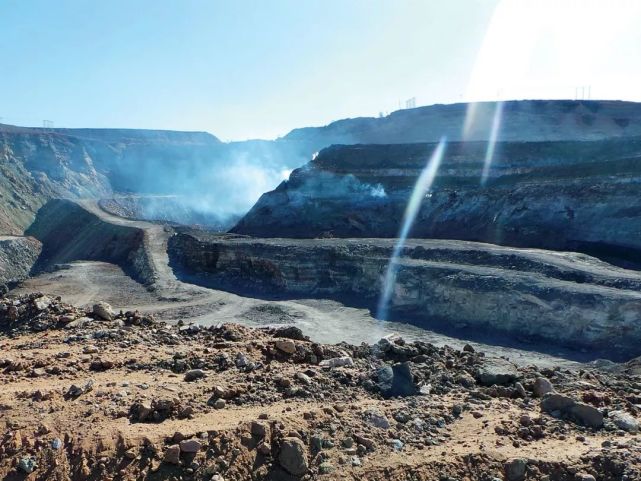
0,293,639,481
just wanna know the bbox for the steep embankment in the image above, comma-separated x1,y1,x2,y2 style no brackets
233,137,641,267
168,233,641,359
26,199,156,285
0,236,41,291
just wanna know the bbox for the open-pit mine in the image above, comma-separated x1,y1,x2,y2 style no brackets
1,100,641,481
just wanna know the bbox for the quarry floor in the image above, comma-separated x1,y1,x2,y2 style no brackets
13,260,586,369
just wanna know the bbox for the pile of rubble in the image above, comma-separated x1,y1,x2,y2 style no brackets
0,292,155,333
0,292,640,480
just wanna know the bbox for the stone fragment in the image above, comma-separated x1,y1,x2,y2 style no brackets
364,410,390,429
278,437,309,476
18,457,37,474
533,377,554,397
184,369,206,382
376,362,418,398
575,474,596,481
319,356,354,368
33,296,51,311
541,393,603,428
275,339,297,354
93,302,114,320
179,439,202,453
164,444,181,464
504,458,527,481
257,441,271,455
609,410,639,433
476,358,519,386
251,421,268,438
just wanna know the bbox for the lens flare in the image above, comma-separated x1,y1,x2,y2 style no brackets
481,101,504,186
376,137,447,321
462,102,479,141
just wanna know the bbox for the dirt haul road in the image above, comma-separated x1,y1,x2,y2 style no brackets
14,200,586,368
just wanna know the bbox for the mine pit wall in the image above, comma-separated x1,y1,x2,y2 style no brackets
26,199,156,286
169,233,641,360
0,236,42,292
232,140,641,270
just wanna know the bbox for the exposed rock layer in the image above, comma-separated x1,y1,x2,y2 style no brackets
233,137,641,268
5,99,641,234
168,233,641,360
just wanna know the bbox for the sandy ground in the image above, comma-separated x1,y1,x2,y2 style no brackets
0,307,638,481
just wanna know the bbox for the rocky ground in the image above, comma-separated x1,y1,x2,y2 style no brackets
0,293,640,481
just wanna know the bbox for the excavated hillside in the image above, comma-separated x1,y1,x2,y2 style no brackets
4,99,641,235
284,99,641,145
168,233,641,360
233,137,641,268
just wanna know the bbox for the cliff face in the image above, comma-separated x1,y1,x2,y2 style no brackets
4,99,641,235
168,233,641,359
232,138,641,267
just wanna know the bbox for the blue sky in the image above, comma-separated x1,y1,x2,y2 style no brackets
1,0,640,140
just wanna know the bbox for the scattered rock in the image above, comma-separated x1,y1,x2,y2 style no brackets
275,339,297,354
278,437,309,476
609,410,639,433
541,393,603,428
319,356,354,368
533,377,554,397
92,301,114,321
575,474,596,481
375,362,418,398
184,369,206,382
504,458,527,481
364,410,390,429
164,444,181,464
251,421,268,438
18,457,37,474
179,439,202,453
477,358,519,386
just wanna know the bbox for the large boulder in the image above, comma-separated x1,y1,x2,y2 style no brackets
279,437,309,476
476,358,520,386
376,362,418,398
541,393,603,428
92,302,114,321
533,376,554,397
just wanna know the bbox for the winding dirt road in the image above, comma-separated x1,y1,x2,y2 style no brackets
13,200,585,368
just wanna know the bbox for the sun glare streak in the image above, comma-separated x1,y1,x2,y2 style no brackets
462,102,479,141
481,101,504,186
376,137,447,321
